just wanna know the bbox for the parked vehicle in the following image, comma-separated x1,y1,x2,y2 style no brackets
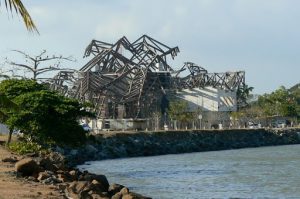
248,121,259,129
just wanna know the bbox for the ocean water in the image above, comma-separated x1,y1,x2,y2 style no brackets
78,145,300,199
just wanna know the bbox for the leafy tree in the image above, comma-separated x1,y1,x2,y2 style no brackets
230,105,266,127
0,79,94,146
289,83,300,118
258,86,297,117
0,79,46,98
168,100,195,129
232,84,300,127
1,0,38,32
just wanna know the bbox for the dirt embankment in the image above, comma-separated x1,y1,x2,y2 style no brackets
0,136,64,199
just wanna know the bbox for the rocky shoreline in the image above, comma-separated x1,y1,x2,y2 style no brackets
63,128,300,166
2,151,151,199
2,128,300,199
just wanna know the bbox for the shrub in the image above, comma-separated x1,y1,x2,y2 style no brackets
8,141,42,155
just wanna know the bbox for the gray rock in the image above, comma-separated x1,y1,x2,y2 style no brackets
80,173,109,191
112,192,122,199
120,187,129,195
37,171,51,181
39,157,56,171
43,176,62,184
85,144,98,154
39,152,65,171
67,180,89,199
109,183,125,195
69,170,79,181
49,152,66,170
70,149,78,156
87,179,107,193
26,176,39,182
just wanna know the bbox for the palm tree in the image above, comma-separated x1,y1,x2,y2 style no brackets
237,84,254,108
1,0,38,32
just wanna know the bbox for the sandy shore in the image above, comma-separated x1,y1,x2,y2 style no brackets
0,135,64,199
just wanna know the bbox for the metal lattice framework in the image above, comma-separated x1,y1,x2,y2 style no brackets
173,62,245,91
48,35,245,118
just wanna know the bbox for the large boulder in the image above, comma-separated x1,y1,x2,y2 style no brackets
67,181,90,199
85,144,98,154
39,152,66,171
39,157,56,171
15,158,39,176
112,192,122,199
87,179,108,193
91,174,109,191
109,183,125,195
79,173,109,191
67,180,110,199
120,187,129,196
69,169,80,181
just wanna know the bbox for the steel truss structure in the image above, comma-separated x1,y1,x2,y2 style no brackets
48,35,245,118
173,62,245,91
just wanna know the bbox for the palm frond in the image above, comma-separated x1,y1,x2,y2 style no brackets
2,0,39,33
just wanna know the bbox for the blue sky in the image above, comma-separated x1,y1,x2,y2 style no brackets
0,0,299,94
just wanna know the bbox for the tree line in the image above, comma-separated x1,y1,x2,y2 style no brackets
232,85,300,126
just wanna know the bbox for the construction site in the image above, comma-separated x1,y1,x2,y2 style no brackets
48,35,246,131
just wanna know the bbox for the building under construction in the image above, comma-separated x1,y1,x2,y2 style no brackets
49,35,245,130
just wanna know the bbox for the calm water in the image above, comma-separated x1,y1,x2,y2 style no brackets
78,145,300,199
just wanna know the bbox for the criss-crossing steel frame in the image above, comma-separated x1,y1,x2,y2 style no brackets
173,62,245,91
48,35,245,118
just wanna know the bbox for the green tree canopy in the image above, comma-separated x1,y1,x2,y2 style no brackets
168,100,195,124
258,86,297,117
0,79,94,146
0,79,46,98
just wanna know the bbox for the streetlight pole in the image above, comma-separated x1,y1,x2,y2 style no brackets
198,114,202,129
